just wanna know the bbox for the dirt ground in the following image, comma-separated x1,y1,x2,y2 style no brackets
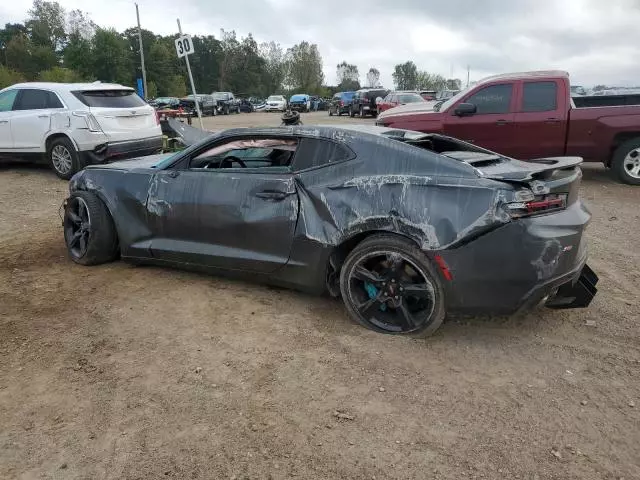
1,111,639,480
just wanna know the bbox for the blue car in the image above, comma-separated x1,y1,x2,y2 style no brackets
289,94,311,112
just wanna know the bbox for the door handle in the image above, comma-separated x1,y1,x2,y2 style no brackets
495,119,511,125
544,118,561,124
254,190,293,200
38,114,50,118
0,120,8,124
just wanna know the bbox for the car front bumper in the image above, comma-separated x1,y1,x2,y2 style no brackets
79,136,163,165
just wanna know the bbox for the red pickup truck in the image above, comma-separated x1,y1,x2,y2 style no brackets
376,71,640,184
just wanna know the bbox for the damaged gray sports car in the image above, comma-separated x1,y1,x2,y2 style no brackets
63,125,598,336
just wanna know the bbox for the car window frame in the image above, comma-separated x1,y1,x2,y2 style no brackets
290,136,356,173
176,134,300,174
520,80,558,113
459,82,515,116
0,89,19,112
13,88,65,111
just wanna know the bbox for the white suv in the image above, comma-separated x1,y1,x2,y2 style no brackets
264,95,287,112
0,82,162,179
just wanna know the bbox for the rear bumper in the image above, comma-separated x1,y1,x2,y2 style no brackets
544,263,598,309
79,136,163,165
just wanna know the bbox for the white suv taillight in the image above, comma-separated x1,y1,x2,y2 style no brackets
72,111,102,132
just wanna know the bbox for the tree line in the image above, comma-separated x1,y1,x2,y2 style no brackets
1,0,462,98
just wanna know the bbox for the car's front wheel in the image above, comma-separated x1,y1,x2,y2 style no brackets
349,107,355,117
48,137,80,180
63,191,119,266
339,234,445,337
359,106,365,117
612,138,640,185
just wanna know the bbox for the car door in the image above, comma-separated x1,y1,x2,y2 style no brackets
512,80,568,159
11,88,62,150
0,89,19,149
443,82,517,156
147,135,299,273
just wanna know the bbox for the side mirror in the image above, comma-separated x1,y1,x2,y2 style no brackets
375,97,383,105
454,103,477,116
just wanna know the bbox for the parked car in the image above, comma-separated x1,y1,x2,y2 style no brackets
350,88,389,117
211,92,241,114
289,94,311,112
0,82,162,179
61,124,598,337
378,91,425,113
328,91,355,116
238,98,255,113
181,94,217,116
264,95,287,112
149,97,181,109
420,90,438,100
377,70,640,185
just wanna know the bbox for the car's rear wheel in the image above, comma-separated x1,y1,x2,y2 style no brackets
224,105,229,115
236,105,241,114
339,234,445,337
349,107,355,117
329,107,333,116
63,191,119,266
359,106,365,117
48,137,80,180
612,138,640,185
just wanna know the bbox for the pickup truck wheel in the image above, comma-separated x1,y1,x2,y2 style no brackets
359,106,365,117
329,107,333,116
224,106,229,115
48,137,80,180
349,107,355,118
63,191,118,266
612,138,640,185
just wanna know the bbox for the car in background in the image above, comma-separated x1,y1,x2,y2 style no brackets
350,88,389,117
181,94,217,116
329,91,355,116
376,70,640,184
289,94,311,112
571,85,587,96
420,90,437,100
0,82,162,179
378,91,425,113
238,98,255,113
149,97,181,109
212,92,241,115
264,95,287,112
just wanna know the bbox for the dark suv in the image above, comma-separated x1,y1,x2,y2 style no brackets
350,88,389,117
329,91,355,116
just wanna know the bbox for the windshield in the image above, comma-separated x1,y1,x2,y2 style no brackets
267,96,283,101
341,92,355,100
434,86,472,112
212,92,229,100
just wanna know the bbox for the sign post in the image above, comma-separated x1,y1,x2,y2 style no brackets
175,19,203,129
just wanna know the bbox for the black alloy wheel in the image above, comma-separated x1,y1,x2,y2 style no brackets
64,196,91,259
340,234,445,336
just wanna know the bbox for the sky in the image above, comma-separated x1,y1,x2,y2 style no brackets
3,0,640,88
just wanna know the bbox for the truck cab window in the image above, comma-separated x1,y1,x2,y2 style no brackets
522,81,557,112
465,84,513,114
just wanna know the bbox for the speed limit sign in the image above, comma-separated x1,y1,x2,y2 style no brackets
174,35,194,58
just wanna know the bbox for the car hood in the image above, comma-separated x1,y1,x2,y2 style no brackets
88,153,175,170
378,101,440,119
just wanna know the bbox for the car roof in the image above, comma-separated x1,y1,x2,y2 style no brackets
476,70,569,87
8,82,133,91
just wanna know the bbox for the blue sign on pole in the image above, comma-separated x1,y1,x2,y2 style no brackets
136,78,144,99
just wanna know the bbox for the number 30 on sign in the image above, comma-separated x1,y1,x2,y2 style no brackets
174,35,194,58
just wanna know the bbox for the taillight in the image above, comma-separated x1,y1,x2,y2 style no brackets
505,190,567,218
340,101,344,106
72,111,102,132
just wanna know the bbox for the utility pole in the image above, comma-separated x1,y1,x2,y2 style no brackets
466,65,470,88
177,18,203,129
135,3,148,99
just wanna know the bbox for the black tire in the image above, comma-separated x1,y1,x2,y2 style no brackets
359,106,365,117
236,106,241,114
329,107,333,116
48,137,81,180
63,191,119,266
349,106,355,118
611,137,640,185
339,234,445,337
224,105,229,115
212,107,218,116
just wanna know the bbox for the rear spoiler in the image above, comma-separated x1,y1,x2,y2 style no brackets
482,157,583,182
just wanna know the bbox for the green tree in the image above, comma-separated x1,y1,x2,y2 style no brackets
165,74,186,97
0,23,28,66
146,80,158,98
366,67,380,88
392,61,418,90
63,33,93,79
6,34,57,79
446,78,462,90
188,35,222,94
27,0,66,51
39,66,83,82
416,71,446,91
91,28,133,85
260,41,285,95
0,65,25,88
285,41,324,93
336,61,360,90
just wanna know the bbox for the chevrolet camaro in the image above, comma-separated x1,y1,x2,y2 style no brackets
63,125,598,336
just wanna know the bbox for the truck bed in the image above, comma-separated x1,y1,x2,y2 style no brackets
573,94,640,108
